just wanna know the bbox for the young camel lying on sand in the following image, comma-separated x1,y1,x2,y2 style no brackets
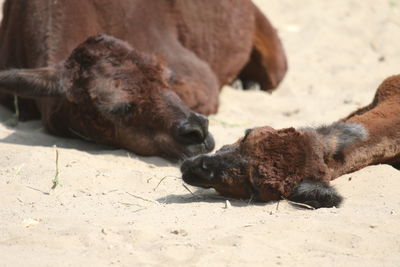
181,74,400,208
0,0,287,161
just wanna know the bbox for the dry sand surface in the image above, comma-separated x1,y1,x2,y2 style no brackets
1,0,400,266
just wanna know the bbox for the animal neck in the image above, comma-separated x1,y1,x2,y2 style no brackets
1,0,67,67
328,75,400,179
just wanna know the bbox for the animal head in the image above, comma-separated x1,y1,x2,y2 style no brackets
181,122,367,208
0,34,214,160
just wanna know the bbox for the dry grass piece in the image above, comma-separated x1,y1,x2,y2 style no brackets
182,183,203,199
153,175,179,191
51,145,60,190
126,191,159,205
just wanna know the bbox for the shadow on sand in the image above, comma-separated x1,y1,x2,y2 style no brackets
0,107,174,167
157,188,272,208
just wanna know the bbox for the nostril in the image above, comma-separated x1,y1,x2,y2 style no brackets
198,156,214,180
177,113,210,145
178,124,206,144
201,159,208,171
181,155,203,172
196,114,209,131
180,157,194,174
185,129,204,142
181,155,214,182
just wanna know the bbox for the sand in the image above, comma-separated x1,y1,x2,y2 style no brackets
1,0,400,266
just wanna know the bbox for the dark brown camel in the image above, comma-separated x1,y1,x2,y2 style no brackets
0,0,287,160
181,75,400,208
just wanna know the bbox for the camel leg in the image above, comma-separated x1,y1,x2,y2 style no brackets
390,163,400,170
238,4,287,91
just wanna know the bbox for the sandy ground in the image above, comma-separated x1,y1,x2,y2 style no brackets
1,0,400,266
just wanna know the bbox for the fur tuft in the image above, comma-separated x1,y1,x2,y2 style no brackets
316,122,368,156
288,180,343,208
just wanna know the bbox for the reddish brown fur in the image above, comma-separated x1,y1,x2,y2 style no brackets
0,0,287,160
182,75,400,202
332,75,400,175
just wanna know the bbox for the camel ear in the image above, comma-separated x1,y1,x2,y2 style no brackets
315,122,368,158
0,68,63,98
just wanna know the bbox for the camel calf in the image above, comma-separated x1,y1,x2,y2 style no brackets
181,75,400,208
0,0,286,161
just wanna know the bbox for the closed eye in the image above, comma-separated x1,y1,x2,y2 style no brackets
103,102,134,116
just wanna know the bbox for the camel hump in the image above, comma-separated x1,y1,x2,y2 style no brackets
375,74,400,102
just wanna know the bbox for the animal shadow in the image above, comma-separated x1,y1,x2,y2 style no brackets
0,108,172,167
158,188,268,208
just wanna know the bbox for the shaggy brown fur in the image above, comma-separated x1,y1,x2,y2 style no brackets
0,0,287,160
181,75,400,207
